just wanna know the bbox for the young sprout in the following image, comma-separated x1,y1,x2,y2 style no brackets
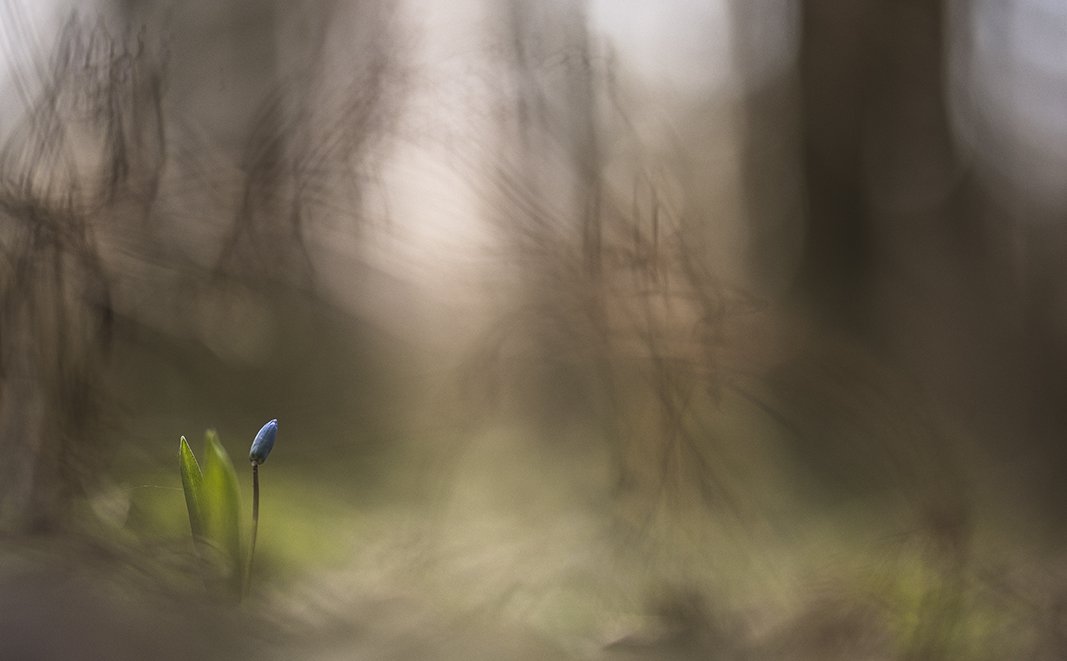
179,431,243,598
245,419,278,596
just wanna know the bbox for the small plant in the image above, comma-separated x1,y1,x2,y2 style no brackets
178,420,278,600
246,419,278,594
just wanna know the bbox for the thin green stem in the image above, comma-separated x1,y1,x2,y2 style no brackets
244,461,260,599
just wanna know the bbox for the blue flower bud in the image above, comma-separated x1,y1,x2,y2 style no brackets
249,419,278,465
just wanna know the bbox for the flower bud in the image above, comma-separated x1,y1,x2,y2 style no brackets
249,419,278,465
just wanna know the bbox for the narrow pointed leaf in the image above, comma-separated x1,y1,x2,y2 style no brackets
178,436,205,540
202,429,243,592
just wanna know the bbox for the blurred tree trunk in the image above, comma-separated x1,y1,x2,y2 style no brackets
0,8,165,530
726,1,804,298
792,0,982,395
794,0,1067,518
795,0,880,333
483,0,609,427
794,0,985,336
765,0,982,539
951,0,1067,518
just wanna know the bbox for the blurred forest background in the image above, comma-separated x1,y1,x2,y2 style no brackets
1,0,1067,658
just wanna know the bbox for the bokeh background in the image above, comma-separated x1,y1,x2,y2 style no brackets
2,0,1067,658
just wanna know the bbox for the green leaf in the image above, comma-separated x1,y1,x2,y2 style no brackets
178,436,205,540
202,429,243,592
